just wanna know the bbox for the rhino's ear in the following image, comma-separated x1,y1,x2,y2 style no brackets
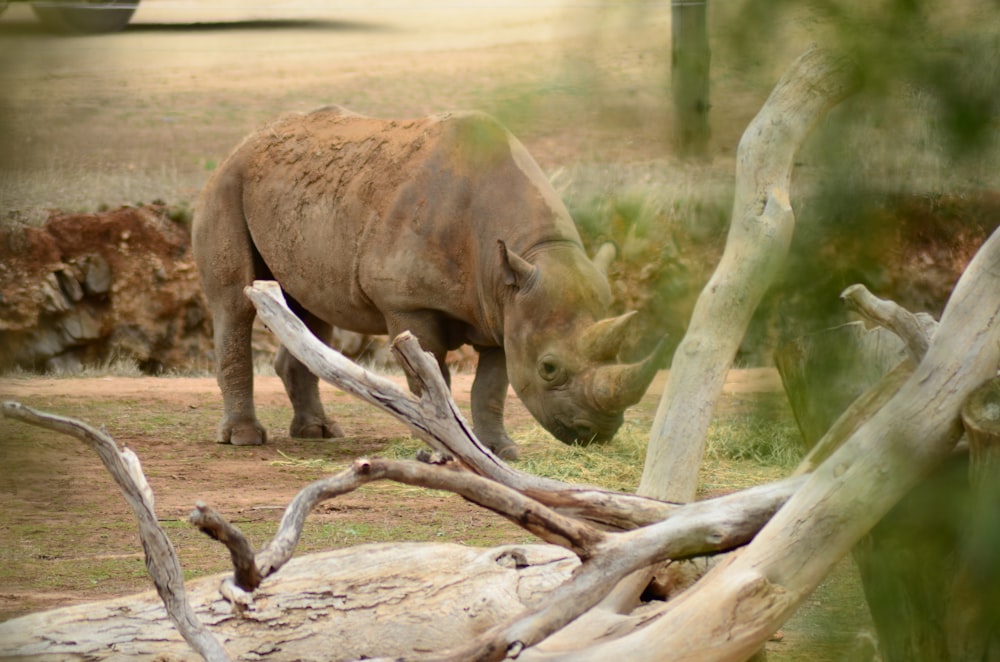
592,241,617,276
498,240,536,289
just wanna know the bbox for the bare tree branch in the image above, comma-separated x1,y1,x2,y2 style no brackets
239,278,807,656
841,283,937,362
189,449,803,661
192,449,802,594
0,401,231,662
246,279,683,531
557,212,1000,662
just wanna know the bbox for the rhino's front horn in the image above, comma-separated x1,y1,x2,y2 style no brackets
588,337,669,413
579,311,638,362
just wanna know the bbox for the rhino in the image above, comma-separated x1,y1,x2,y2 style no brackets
192,106,664,460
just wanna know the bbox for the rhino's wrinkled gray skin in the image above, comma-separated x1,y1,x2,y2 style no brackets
193,107,665,460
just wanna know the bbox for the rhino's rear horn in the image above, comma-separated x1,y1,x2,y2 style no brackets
580,311,637,362
588,336,669,413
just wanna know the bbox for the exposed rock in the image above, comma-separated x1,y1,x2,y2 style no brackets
0,206,212,373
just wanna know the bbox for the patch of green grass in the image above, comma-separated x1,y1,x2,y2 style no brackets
166,202,193,227
265,411,800,499
517,424,647,493
705,416,803,469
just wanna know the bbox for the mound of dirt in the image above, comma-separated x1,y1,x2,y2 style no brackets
0,205,211,373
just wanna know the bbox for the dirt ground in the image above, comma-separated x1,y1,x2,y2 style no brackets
0,368,782,619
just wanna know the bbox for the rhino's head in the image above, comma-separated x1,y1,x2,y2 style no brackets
498,241,666,445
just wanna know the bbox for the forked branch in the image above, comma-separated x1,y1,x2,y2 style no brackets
841,283,937,362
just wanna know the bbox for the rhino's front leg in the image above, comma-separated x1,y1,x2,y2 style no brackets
471,347,521,461
275,312,345,440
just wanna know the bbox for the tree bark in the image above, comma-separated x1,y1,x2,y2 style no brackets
641,47,860,503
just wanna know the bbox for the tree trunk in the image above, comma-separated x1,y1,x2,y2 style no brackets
671,0,711,158
642,47,860,503
778,302,1000,662
569,208,1000,661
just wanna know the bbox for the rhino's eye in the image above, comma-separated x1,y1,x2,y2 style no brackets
538,355,565,384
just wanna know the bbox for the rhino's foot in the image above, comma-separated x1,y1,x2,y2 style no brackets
475,428,521,461
220,421,267,446
494,443,521,461
487,437,521,462
291,418,345,439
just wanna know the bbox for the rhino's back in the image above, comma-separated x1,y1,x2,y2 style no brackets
223,107,581,339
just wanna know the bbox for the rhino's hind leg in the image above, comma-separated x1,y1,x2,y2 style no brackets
471,347,520,461
275,310,345,440
213,297,267,446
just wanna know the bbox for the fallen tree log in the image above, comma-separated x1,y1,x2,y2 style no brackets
0,543,578,661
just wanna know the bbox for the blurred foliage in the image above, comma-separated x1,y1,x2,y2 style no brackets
707,0,1000,361
720,0,1000,154
567,185,729,361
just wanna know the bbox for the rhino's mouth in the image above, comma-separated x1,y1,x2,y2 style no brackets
547,414,624,446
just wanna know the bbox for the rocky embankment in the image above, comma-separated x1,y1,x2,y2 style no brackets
0,206,212,373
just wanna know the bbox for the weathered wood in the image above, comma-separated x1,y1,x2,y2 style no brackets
1,398,803,662
840,283,937,363
247,280,683,531
961,377,1000,490
0,543,579,661
245,278,802,645
418,475,805,662
1,273,809,661
641,47,861,503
